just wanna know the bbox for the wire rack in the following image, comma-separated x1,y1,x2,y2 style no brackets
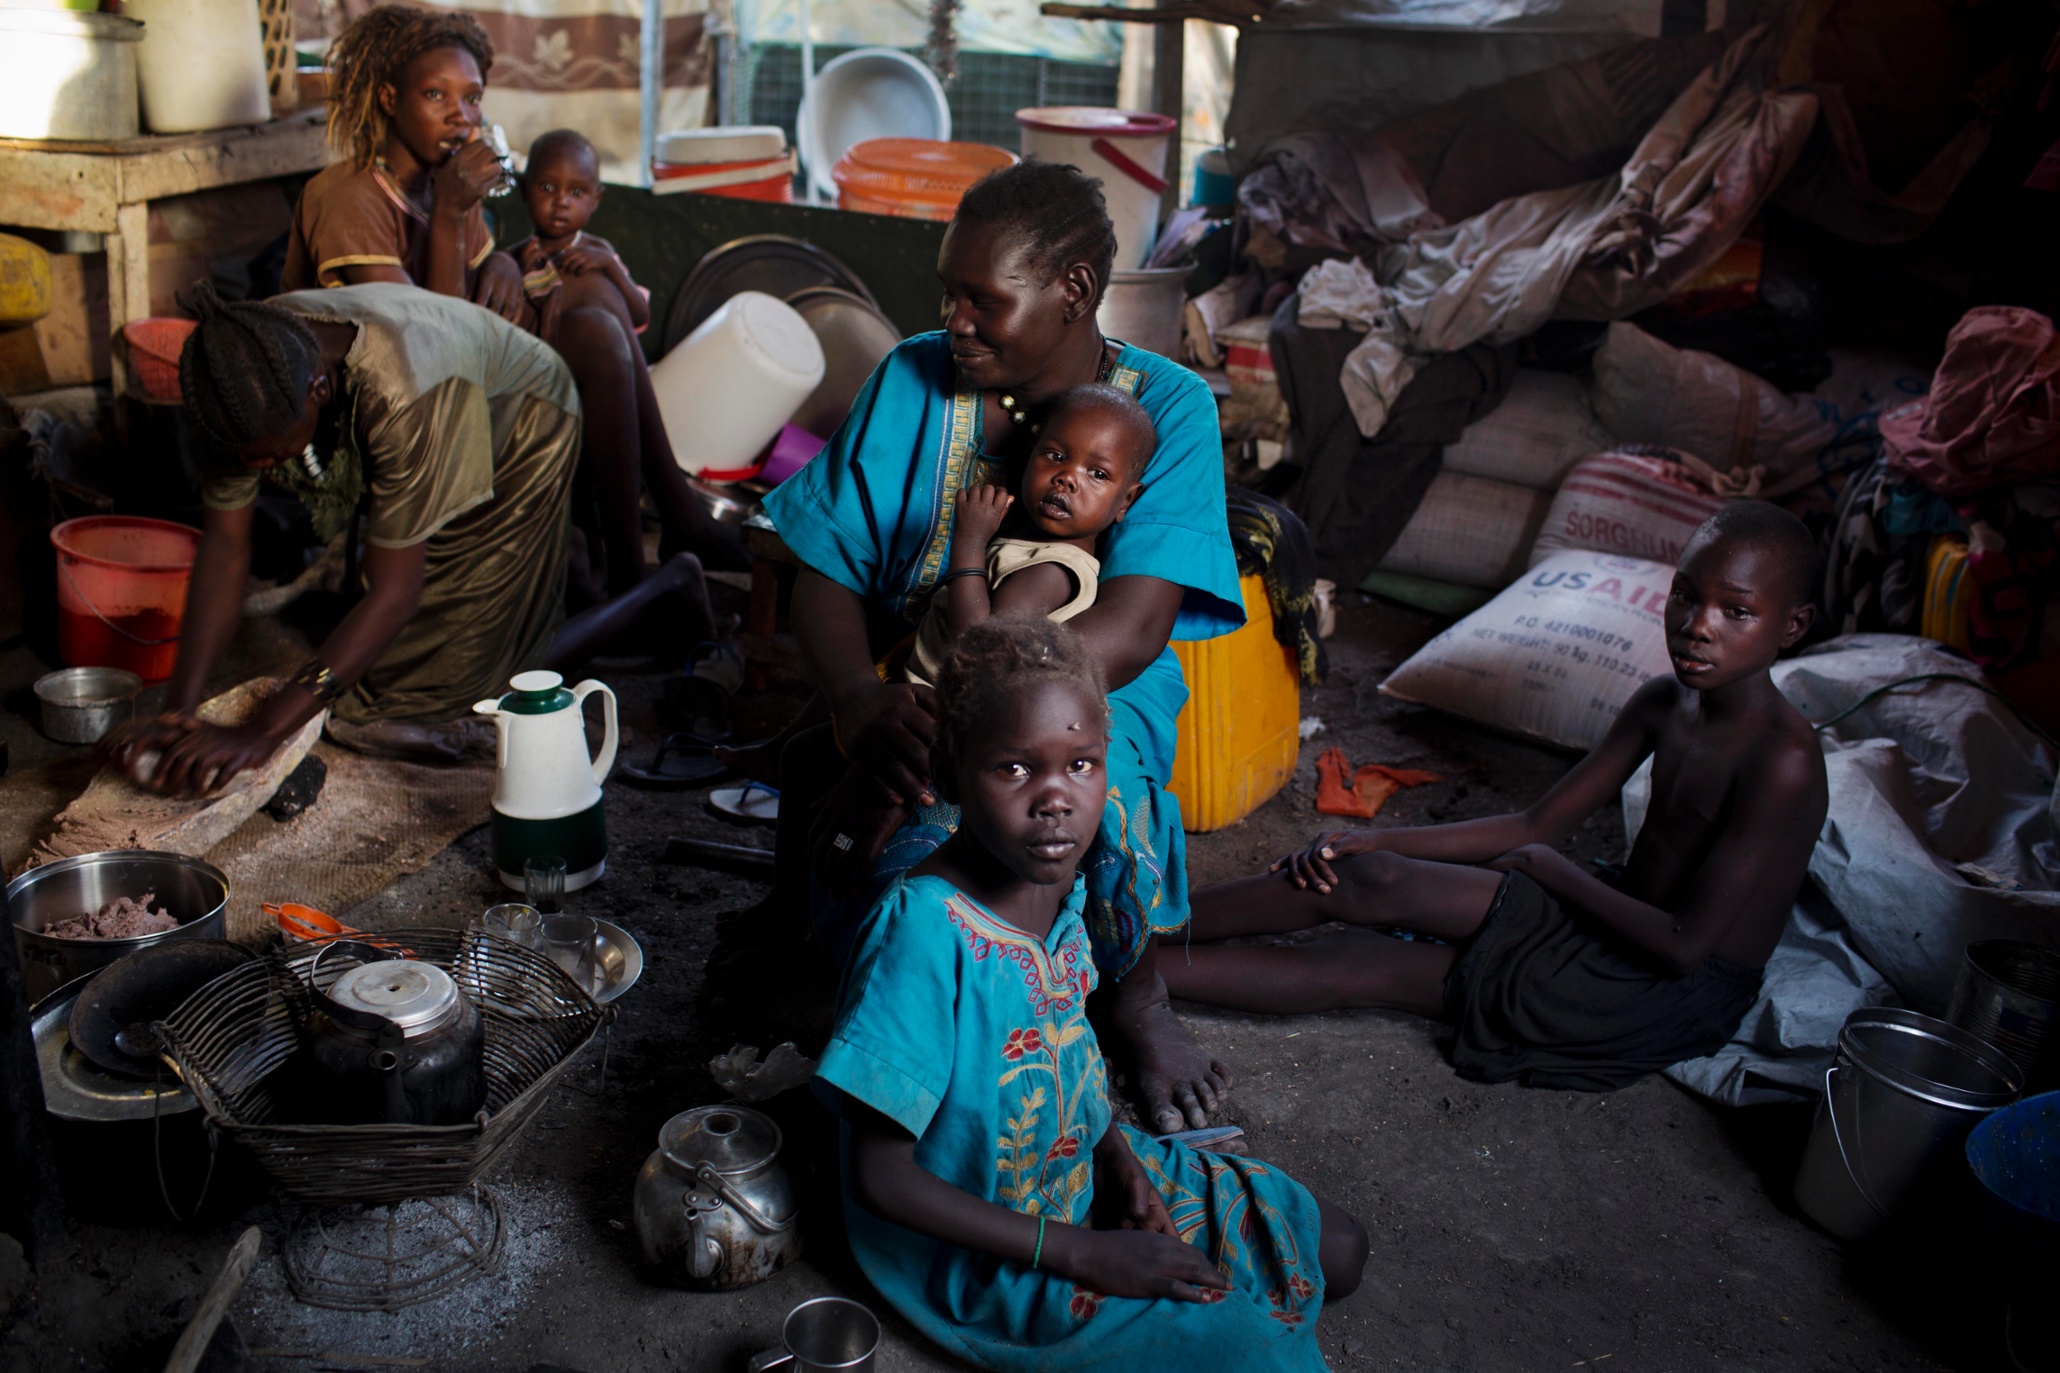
284,1186,506,1312
156,929,606,1207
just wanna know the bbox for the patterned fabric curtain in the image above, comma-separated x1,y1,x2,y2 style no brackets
297,0,718,182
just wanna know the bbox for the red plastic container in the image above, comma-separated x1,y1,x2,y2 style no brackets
652,153,796,202
121,317,196,404
50,516,201,682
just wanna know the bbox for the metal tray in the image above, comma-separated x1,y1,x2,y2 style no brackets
31,978,196,1123
662,234,878,353
531,918,644,1006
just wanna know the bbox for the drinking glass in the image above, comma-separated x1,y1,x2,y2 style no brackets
483,122,518,198
542,912,601,995
525,855,568,914
482,903,543,950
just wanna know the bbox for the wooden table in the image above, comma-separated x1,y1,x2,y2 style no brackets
0,108,330,395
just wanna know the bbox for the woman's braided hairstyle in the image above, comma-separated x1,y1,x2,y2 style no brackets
178,281,323,456
932,616,1108,790
327,5,495,169
953,158,1118,307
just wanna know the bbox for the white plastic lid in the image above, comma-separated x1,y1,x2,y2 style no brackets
732,292,827,380
655,126,787,165
510,670,563,693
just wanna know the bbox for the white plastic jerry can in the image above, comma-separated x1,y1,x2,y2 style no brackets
473,670,619,893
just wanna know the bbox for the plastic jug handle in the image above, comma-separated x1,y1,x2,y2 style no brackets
572,679,618,783
472,702,509,769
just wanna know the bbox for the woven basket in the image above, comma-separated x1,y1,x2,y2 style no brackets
158,929,604,1206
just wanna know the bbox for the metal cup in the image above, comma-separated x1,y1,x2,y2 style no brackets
749,1297,880,1372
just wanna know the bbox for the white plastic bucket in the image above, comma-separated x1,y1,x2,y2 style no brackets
1014,107,1176,271
123,0,270,134
1098,265,1188,362
651,291,825,481
798,48,950,203
0,9,143,142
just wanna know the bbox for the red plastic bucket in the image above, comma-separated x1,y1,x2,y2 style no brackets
49,516,201,682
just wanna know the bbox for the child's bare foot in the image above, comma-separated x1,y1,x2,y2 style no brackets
1100,953,1232,1134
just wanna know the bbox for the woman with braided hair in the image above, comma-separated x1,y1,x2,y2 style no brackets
113,282,712,793
760,158,1245,1137
284,4,738,595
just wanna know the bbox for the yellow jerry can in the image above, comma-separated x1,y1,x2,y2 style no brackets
1168,572,1303,832
0,233,54,327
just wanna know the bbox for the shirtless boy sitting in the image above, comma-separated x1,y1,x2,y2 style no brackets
1160,503,1830,1091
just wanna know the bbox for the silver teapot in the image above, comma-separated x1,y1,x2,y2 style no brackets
634,1105,799,1290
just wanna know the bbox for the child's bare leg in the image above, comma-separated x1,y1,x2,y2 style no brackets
553,280,649,594
1189,853,1502,943
1159,928,1457,1018
1315,1193,1369,1300
546,551,713,667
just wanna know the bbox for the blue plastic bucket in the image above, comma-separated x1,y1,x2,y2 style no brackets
1966,1089,2060,1267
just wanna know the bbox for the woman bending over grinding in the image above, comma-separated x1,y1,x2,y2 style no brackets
113,284,711,792
816,616,1365,1371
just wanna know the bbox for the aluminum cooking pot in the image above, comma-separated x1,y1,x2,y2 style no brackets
8,851,228,1004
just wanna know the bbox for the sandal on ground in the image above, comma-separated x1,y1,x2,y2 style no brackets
620,733,730,789
707,779,780,826
662,641,742,742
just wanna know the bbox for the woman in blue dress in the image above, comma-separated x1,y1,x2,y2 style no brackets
817,617,1365,1371
763,159,1242,1135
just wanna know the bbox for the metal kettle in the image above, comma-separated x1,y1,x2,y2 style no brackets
634,1105,799,1290
300,942,486,1126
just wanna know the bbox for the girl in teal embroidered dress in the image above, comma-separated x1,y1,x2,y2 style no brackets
815,619,1364,1372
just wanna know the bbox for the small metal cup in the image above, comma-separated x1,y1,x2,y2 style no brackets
482,903,543,950
749,1297,880,1372
524,855,567,914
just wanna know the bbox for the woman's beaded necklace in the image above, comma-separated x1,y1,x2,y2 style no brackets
997,339,1118,431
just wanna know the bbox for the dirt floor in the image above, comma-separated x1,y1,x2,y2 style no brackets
0,589,1989,1372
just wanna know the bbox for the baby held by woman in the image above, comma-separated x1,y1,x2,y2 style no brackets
903,382,1151,685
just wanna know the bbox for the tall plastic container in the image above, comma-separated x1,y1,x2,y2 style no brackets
1014,108,1176,270
123,0,271,134
50,517,201,683
1168,573,1301,832
0,9,143,142
650,291,824,482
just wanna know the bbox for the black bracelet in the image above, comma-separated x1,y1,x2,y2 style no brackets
942,567,988,584
289,657,348,705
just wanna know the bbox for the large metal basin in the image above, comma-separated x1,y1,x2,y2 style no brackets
8,851,230,1004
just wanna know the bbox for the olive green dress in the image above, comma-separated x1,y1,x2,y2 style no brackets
202,282,580,723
